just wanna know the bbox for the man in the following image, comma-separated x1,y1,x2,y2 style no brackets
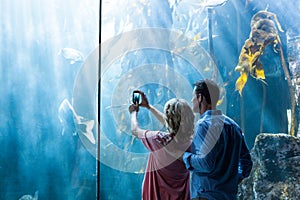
183,79,253,200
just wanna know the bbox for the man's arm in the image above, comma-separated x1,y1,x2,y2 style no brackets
182,124,222,173
183,151,216,173
238,135,253,182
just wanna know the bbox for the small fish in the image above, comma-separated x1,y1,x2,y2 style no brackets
202,0,228,8
18,191,38,200
192,32,202,41
59,47,84,64
197,34,219,41
203,66,211,72
216,96,224,106
105,104,128,109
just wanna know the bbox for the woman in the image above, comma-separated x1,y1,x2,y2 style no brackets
129,90,194,200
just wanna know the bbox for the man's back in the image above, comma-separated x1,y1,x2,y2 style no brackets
184,110,253,200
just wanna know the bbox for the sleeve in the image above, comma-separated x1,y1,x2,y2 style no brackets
238,134,253,181
141,130,174,152
183,147,220,173
183,123,222,173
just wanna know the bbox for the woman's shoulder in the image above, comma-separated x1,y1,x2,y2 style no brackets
153,131,175,146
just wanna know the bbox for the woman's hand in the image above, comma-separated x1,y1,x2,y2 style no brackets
129,104,139,113
129,103,142,138
134,90,150,109
133,90,166,125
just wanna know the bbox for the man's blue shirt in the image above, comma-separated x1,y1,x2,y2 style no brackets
183,110,253,200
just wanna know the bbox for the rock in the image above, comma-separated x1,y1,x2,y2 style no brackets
238,133,300,200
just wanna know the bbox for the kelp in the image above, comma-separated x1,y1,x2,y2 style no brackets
235,9,297,136
235,10,283,95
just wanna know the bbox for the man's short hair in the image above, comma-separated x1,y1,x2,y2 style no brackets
193,79,220,106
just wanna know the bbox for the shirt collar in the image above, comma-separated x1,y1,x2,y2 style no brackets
200,109,222,118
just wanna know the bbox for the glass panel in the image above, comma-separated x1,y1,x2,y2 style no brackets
2,0,300,199
0,0,99,199
100,0,225,199
100,0,300,199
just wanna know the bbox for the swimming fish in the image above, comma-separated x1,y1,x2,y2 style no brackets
202,0,229,8
59,47,84,64
235,10,283,95
58,99,96,144
58,99,76,136
18,191,38,200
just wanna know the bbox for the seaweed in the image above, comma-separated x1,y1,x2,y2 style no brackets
234,9,297,136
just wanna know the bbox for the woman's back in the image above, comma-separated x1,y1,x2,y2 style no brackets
141,130,191,200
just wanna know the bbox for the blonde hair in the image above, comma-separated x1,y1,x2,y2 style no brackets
164,98,194,142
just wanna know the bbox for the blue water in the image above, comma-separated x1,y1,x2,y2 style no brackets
100,0,299,199
0,0,99,199
1,0,299,199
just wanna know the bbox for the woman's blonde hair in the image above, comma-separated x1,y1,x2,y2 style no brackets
164,98,194,142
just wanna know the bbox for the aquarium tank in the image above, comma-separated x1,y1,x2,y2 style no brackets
1,0,300,199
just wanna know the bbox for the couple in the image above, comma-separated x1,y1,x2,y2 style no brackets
128,79,253,200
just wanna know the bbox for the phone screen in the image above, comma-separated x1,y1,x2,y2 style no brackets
132,92,141,105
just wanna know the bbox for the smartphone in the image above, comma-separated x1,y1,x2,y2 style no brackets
132,91,141,105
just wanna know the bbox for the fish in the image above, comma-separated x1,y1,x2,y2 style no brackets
202,0,229,8
58,99,96,144
197,34,219,41
235,10,283,95
58,47,84,64
18,191,38,200
58,99,76,136
216,95,224,106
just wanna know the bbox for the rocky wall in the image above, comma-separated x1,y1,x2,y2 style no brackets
238,133,300,200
